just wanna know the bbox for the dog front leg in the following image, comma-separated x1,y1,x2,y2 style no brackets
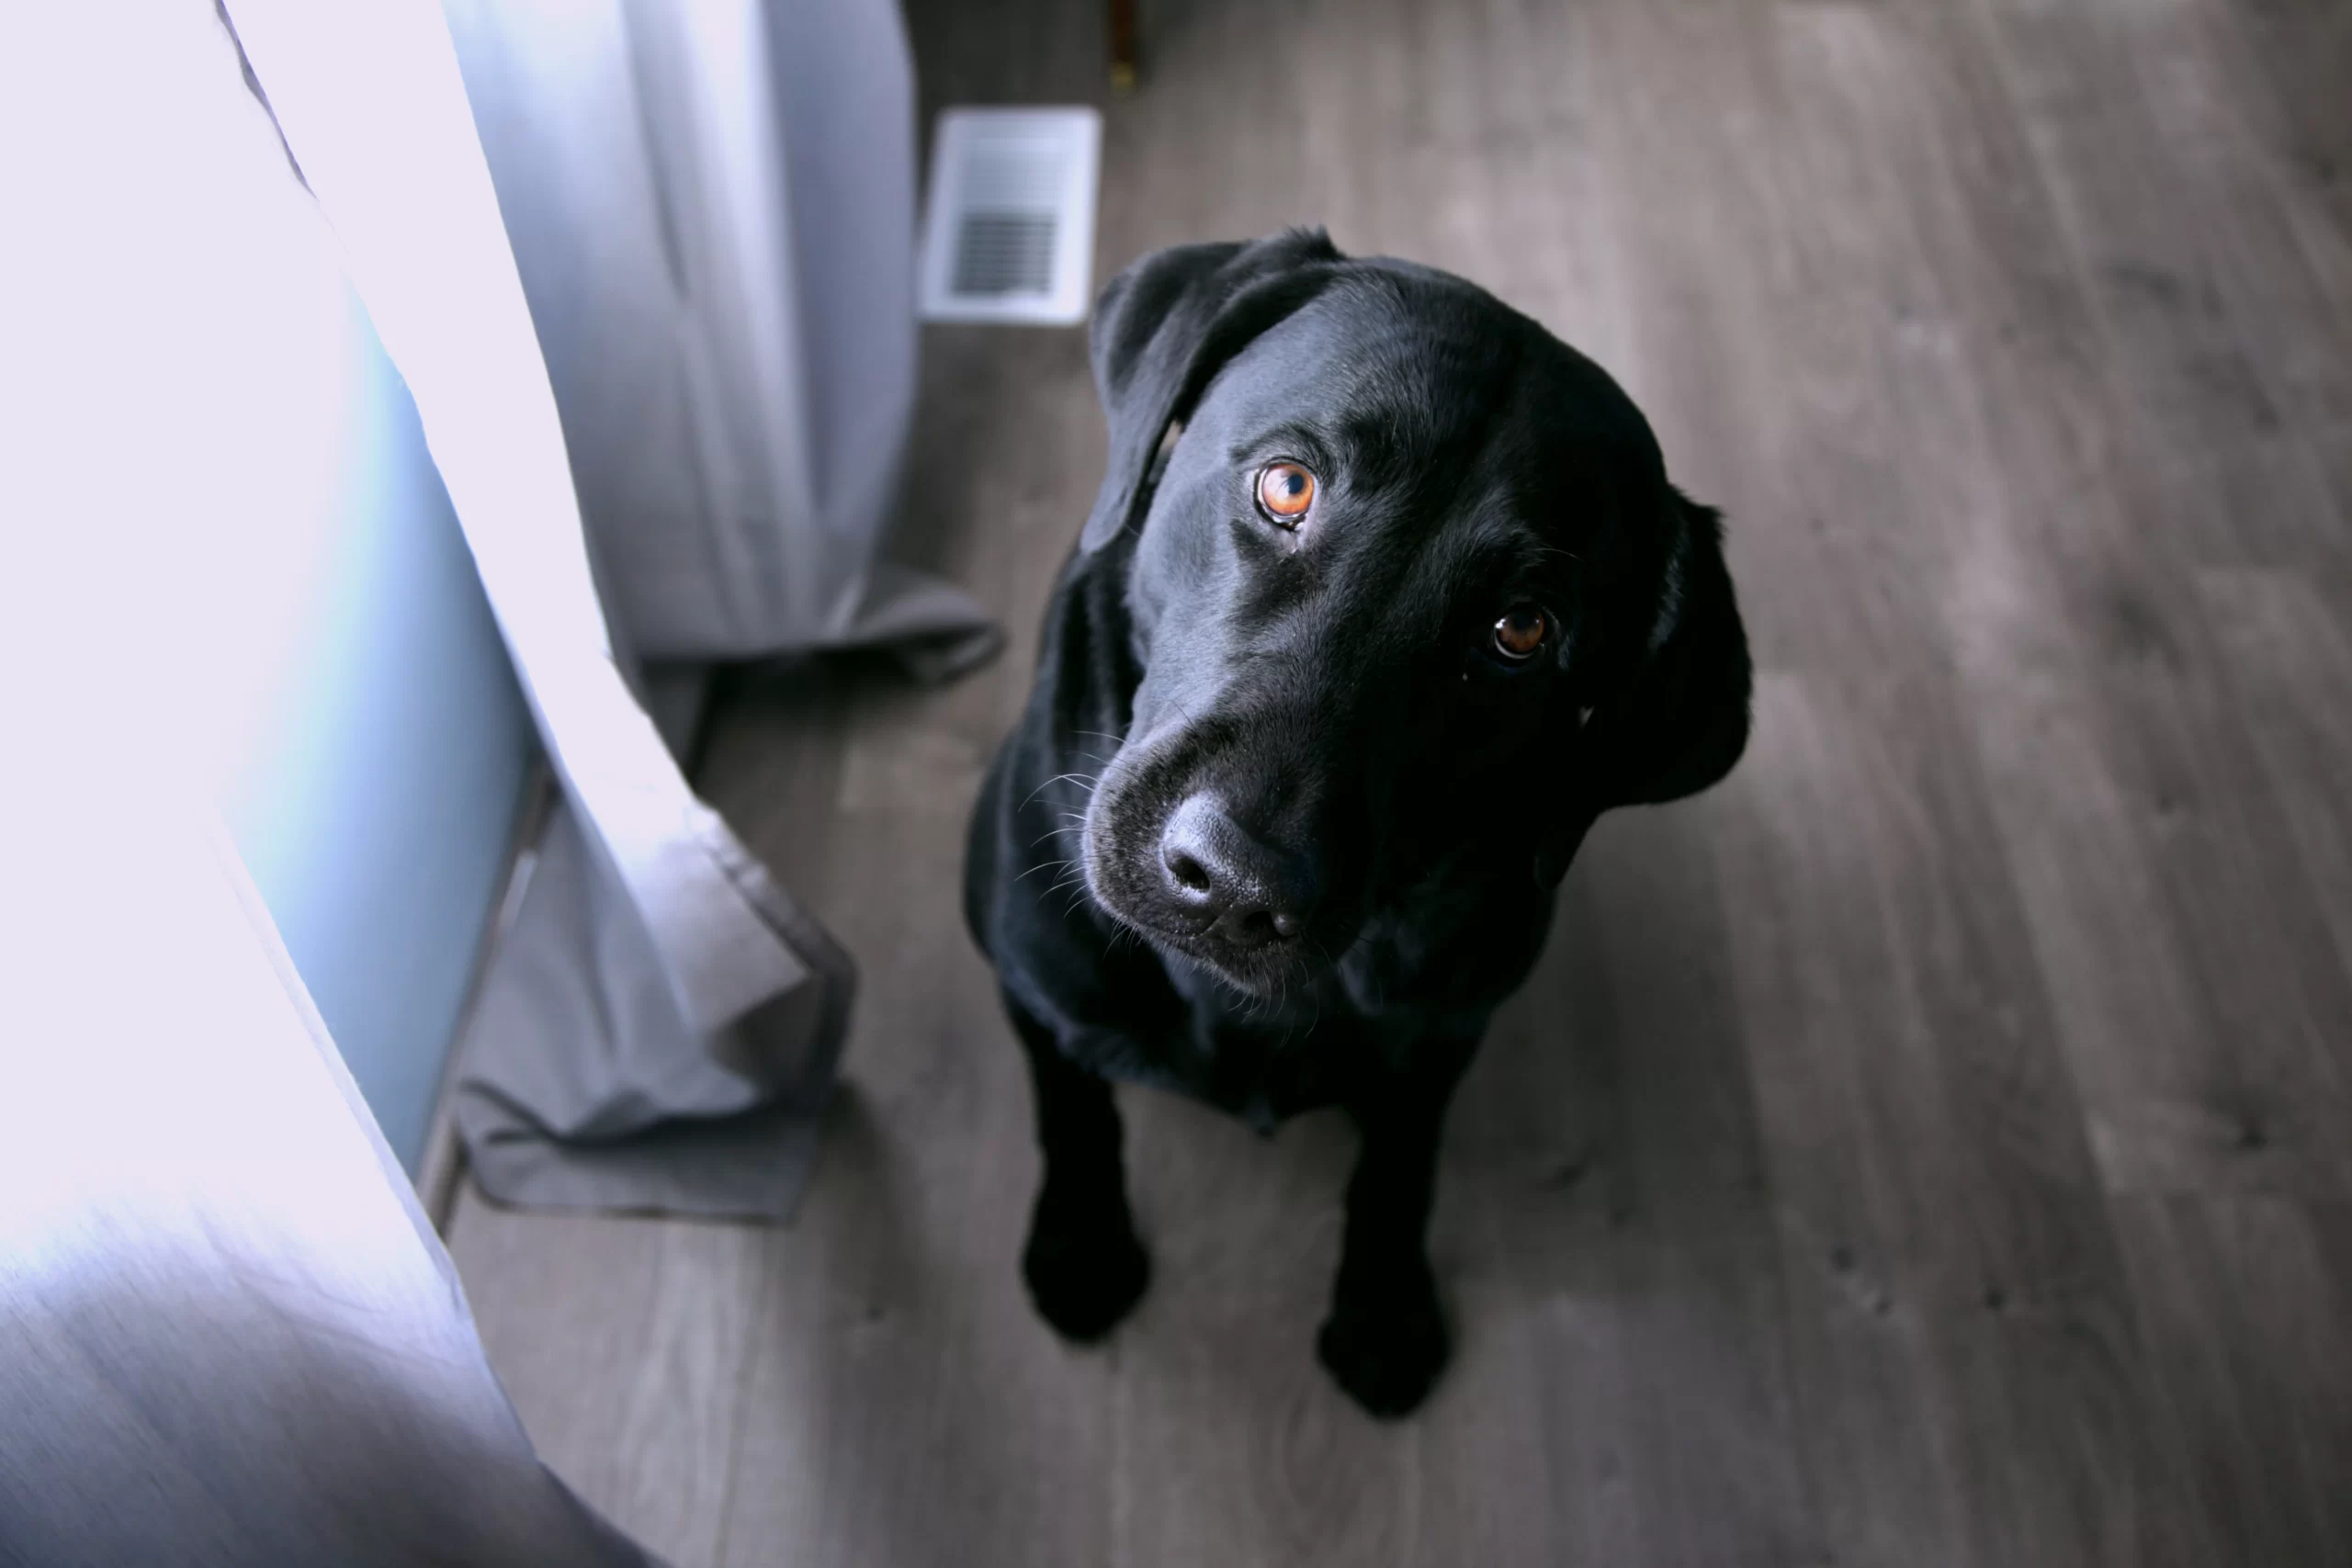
1005,994,1150,1341
1317,1071,1462,1417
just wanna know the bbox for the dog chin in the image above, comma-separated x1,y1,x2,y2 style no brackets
1150,930,1319,998
1097,898,1329,998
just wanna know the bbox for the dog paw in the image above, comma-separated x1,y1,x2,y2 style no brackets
1022,1192,1150,1343
1317,1265,1449,1418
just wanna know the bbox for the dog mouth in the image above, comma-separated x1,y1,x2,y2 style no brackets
1090,891,1332,998
1114,906,1326,994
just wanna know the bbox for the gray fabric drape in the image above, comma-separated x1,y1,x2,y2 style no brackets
441,0,1002,674
457,796,850,1213
225,0,966,1217
1,11,662,1559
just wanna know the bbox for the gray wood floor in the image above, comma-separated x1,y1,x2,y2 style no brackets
443,0,2352,1562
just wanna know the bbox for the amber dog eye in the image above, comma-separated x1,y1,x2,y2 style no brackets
1491,604,1549,661
1254,460,1317,525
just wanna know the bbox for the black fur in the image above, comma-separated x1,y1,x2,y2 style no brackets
964,231,1752,1417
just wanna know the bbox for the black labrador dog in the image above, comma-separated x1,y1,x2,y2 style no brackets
964,230,1751,1417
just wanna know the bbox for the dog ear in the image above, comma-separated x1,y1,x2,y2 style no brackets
1078,229,1345,554
1534,491,1752,887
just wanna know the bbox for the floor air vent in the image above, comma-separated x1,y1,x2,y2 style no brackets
920,107,1101,326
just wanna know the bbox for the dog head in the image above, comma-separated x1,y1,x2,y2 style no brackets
1077,231,1750,994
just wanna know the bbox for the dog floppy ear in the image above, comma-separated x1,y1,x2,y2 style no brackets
1535,491,1752,888
1078,229,1345,554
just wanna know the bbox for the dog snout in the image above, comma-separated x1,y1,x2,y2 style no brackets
1158,795,1321,947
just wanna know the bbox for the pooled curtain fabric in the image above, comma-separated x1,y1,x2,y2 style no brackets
222,0,883,1217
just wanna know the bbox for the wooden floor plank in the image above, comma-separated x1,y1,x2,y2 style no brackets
1106,1099,1422,1568
2113,1196,2352,1567
1589,13,2199,1556
1712,674,1979,1568
1926,0,2352,1201
2196,568,2352,983
716,1091,1119,1568
443,1196,769,1568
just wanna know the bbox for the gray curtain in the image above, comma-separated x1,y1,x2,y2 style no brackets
441,0,1001,675
3,11,656,1554
227,0,988,1218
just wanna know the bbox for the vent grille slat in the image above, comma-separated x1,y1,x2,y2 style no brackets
952,212,1059,296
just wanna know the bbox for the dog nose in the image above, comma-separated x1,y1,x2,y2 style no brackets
1159,795,1318,946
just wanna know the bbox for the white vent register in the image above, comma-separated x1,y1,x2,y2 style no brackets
919,107,1102,325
